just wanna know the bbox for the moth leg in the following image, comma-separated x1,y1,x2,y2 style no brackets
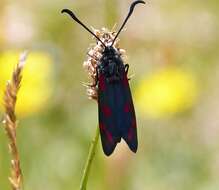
124,64,131,80
125,64,129,74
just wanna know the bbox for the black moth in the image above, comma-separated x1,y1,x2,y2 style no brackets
62,0,145,156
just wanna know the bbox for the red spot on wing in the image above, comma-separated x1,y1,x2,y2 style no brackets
124,103,131,113
106,131,113,144
99,123,114,144
102,105,112,117
128,119,137,140
131,119,137,128
124,102,135,113
128,128,134,140
99,123,105,130
122,75,129,86
99,74,106,91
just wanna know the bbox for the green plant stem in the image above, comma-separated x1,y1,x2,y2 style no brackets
104,0,118,27
79,126,100,190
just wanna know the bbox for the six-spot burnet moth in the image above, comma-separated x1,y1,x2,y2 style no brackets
62,0,145,156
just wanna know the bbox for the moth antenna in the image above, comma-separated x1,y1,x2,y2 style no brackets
111,0,145,46
61,9,106,48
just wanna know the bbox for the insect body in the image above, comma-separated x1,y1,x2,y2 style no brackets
97,46,138,155
62,0,145,156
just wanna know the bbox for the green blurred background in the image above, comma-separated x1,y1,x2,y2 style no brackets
0,0,219,189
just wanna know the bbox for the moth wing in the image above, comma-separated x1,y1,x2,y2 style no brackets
98,69,138,155
117,72,138,153
98,73,121,156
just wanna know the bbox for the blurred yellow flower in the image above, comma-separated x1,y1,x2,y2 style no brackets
134,67,198,118
0,51,53,117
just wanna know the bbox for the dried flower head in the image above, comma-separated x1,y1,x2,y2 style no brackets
83,28,126,100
